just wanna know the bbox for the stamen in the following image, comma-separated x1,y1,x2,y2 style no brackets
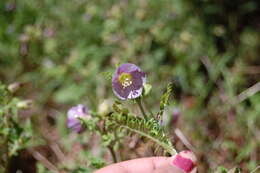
122,78,132,88
118,73,133,88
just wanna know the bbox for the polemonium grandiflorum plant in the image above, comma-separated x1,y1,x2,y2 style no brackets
68,63,177,165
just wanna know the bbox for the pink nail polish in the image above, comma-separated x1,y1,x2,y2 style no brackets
172,153,195,173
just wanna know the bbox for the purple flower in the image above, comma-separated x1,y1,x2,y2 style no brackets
67,104,90,133
112,63,146,100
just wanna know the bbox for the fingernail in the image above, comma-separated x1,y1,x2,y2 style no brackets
172,150,196,173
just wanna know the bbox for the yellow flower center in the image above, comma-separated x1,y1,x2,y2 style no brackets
118,73,133,88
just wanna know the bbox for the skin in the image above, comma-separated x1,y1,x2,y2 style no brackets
95,151,197,173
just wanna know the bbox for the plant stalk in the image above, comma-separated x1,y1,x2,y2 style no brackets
108,146,117,163
136,98,148,119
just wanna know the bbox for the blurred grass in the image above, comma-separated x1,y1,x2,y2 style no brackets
0,0,259,172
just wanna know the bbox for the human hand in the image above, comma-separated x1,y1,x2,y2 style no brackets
95,150,197,173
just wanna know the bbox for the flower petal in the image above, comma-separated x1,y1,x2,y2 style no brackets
117,63,141,74
127,87,143,99
112,80,132,100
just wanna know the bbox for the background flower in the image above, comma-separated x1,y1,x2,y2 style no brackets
67,104,90,133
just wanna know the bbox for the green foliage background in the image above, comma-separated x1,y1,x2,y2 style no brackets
0,0,259,172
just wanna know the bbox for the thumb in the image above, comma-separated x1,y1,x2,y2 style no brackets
95,150,197,173
153,150,197,173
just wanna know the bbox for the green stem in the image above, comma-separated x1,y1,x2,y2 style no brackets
136,98,148,119
93,118,118,163
108,146,117,163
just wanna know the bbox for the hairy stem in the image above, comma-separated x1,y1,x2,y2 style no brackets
137,98,148,119
108,146,117,163
91,119,118,163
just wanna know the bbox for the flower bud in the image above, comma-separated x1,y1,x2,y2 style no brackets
8,82,22,93
16,100,33,109
98,99,111,116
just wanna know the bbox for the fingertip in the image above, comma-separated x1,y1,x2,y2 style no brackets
171,150,197,173
179,150,197,164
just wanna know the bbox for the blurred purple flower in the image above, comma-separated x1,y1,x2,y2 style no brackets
67,104,90,133
172,108,180,124
112,63,146,100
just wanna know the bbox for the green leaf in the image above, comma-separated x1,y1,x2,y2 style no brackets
101,133,115,146
79,117,98,131
106,112,176,155
112,101,128,114
158,83,173,118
